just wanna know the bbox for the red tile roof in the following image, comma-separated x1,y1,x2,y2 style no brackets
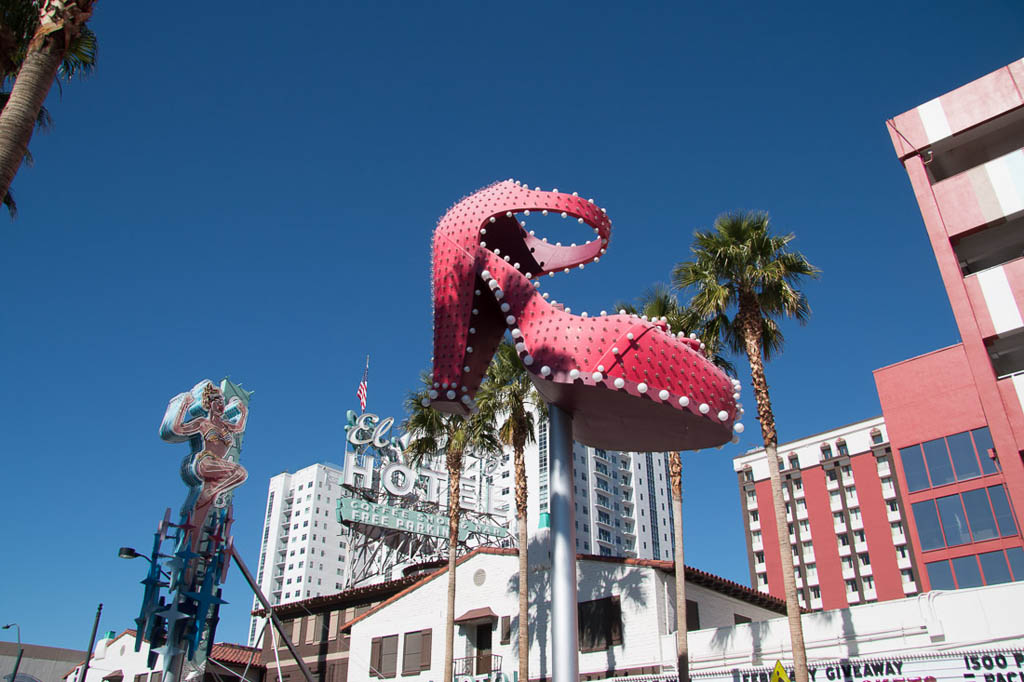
340,546,789,634
250,573,423,618
209,643,264,668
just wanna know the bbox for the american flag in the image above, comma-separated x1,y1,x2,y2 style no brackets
356,356,369,412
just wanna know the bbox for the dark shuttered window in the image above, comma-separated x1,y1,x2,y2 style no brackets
500,616,511,645
380,635,398,678
578,596,623,652
686,599,700,631
401,629,432,675
370,638,382,678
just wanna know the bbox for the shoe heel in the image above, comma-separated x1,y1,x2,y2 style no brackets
429,233,505,413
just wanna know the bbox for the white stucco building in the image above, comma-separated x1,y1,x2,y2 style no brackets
342,544,787,680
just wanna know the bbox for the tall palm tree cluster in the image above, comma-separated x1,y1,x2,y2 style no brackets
0,0,97,216
403,340,541,682
404,210,818,682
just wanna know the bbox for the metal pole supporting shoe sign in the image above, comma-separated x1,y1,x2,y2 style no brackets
131,379,252,682
424,180,745,680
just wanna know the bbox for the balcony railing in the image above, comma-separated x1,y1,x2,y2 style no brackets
453,654,503,678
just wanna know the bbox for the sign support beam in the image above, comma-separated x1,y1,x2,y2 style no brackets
549,404,579,682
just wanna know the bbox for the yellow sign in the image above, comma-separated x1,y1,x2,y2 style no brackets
770,661,792,682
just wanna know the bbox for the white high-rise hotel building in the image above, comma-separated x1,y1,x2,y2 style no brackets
248,409,677,645
247,462,351,645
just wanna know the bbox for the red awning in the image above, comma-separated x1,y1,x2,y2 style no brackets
102,671,124,681
454,607,498,624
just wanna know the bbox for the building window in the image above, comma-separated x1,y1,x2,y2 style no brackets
871,430,884,445
578,596,623,652
811,586,821,599
900,445,930,492
837,442,849,457
900,428,999,493
859,553,870,567
821,443,833,458
978,551,1012,584
685,599,701,631
923,438,956,486
863,575,875,589
845,579,857,592
370,634,399,678
951,556,983,588
401,629,431,675
914,486,1018,550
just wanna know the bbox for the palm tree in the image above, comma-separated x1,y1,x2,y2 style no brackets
403,376,500,682
476,340,540,682
615,283,737,681
615,282,735,375
672,211,819,682
0,0,97,210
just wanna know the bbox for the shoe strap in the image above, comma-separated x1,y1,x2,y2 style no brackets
449,179,612,274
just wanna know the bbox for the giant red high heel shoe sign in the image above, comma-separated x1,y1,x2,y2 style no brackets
427,180,741,452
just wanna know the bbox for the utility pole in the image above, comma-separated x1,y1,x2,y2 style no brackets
77,605,103,682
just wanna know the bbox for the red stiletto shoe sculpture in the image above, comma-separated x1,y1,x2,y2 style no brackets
427,180,742,452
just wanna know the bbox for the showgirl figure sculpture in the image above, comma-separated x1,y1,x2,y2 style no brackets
161,381,248,540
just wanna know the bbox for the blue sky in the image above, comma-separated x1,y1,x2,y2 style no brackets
1,0,1022,653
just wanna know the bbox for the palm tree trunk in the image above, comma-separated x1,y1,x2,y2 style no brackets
0,1,93,203
668,451,688,682
514,447,529,682
444,450,462,682
739,301,808,682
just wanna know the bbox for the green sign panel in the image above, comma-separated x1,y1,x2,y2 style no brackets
338,498,510,541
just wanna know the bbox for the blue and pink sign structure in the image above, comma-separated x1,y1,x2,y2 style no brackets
132,378,252,682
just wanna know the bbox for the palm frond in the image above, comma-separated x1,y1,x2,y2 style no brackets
673,210,818,368
3,188,16,218
60,25,97,80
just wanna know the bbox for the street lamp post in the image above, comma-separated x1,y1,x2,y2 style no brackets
78,605,103,682
2,623,21,682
